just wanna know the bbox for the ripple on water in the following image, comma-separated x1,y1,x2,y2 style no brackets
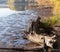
0,10,37,48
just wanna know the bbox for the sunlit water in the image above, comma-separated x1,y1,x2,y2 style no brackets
0,8,37,48
0,8,16,17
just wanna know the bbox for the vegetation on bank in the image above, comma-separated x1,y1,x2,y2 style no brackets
50,0,60,15
44,15,60,27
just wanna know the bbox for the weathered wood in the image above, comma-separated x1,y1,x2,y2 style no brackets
51,49,60,52
0,48,44,52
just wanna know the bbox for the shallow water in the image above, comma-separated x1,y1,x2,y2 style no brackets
0,9,37,48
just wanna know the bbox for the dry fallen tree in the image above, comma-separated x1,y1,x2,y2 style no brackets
24,16,57,50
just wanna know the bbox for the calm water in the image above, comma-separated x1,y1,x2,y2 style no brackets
0,8,37,48
0,8,16,17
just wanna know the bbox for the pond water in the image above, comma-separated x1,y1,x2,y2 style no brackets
0,8,38,48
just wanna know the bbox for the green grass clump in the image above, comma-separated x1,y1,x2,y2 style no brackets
44,15,60,27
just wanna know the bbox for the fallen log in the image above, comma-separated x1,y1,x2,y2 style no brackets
24,32,56,48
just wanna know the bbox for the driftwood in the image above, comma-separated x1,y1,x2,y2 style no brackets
24,16,57,49
24,31,56,48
